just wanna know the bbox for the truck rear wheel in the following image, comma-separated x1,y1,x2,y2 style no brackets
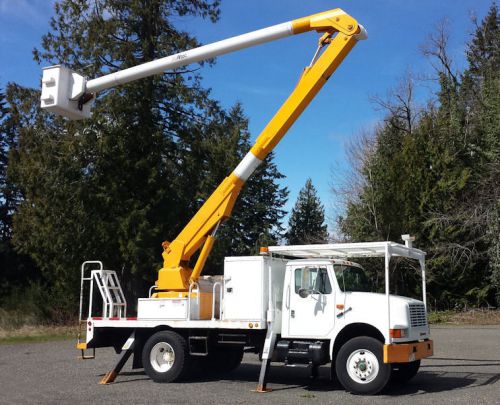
391,360,420,383
142,330,191,383
335,336,391,395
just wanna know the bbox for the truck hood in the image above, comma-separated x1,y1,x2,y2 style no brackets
344,291,423,307
342,292,427,331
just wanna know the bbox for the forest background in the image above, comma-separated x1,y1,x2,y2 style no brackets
0,1,498,328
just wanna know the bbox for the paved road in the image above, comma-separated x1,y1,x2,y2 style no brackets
0,326,499,404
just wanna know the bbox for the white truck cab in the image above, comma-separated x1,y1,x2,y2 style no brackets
281,258,430,343
263,240,433,394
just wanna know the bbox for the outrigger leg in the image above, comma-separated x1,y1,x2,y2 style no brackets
253,327,276,393
99,331,136,385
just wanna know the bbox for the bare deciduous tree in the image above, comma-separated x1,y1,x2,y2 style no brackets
370,71,421,135
330,126,380,239
420,18,459,87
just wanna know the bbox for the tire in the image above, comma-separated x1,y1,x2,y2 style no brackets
335,336,391,395
201,346,244,373
142,330,191,383
391,360,420,383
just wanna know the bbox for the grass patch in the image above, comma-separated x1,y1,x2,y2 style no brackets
0,325,77,344
0,308,77,344
428,309,500,325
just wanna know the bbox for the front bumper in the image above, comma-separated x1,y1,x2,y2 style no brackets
383,340,433,363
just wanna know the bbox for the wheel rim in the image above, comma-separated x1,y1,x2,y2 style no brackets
346,348,379,384
150,342,175,373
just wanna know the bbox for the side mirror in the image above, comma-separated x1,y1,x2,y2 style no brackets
298,288,320,298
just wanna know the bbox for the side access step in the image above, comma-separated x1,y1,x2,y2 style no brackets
189,336,208,356
76,341,95,360
217,333,248,345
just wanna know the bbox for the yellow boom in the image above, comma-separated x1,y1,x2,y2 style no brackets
155,9,367,296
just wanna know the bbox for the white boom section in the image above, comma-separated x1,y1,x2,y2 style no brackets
41,22,293,119
87,22,293,93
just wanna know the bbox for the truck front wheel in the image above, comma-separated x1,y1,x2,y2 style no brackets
142,330,191,383
335,336,391,395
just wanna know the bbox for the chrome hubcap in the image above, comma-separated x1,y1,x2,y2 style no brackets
150,342,175,373
346,349,379,384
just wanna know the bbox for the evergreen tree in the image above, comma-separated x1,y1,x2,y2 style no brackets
461,3,500,304
6,0,288,316
286,178,328,244
336,2,499,308
0,88,11,240
9,0,222,311
0,87,37,303
0,90,7,237
0,88,12,297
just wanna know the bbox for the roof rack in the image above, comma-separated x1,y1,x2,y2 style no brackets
267,241,426,261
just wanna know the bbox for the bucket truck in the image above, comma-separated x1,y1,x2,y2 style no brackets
40,8,433,395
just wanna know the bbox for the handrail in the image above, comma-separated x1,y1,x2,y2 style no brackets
211,282,223,320
79,261,103,322
187,282,199,320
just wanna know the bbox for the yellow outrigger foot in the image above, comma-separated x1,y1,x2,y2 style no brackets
252,385,273,393
99,371,118,385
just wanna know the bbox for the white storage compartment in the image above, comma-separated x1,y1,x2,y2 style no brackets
222,256,286,322
138,298,188,320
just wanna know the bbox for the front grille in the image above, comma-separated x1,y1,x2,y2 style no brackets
409,303,427,327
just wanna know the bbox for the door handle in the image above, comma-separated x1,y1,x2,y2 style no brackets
285,285,290,309
291,309,295,318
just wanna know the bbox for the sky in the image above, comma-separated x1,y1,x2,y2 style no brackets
0,0,493,231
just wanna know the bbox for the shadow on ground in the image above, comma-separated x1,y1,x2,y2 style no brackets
105,357,500,397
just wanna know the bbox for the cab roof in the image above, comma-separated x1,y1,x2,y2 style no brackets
267,241,426,261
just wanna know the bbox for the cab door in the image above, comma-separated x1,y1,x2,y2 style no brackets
284,265,336,338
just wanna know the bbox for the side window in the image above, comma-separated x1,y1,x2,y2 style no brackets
294,267,332,294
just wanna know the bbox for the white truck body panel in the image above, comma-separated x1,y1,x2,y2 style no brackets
222,256,287,330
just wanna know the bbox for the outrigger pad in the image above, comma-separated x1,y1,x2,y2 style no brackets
99,371,118,385
251,385,273,393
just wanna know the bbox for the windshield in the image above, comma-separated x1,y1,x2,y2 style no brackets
334,264,372,292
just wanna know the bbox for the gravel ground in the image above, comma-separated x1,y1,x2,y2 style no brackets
0,325,499,404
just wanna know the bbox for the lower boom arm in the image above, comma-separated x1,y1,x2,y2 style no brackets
155,9,366,296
